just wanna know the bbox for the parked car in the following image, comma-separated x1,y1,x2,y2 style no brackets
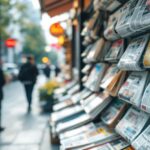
2,63,19,81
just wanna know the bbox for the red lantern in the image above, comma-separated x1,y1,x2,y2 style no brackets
5,38,17,48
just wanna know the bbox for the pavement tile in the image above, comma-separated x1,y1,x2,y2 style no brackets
0,130,18,145
0,145,39,150
13,130,43,144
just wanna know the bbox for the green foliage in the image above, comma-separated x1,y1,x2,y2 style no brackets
21,23,46,62
0,0,47,63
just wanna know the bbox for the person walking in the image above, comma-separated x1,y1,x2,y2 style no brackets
18,56,38,112
0,64,5,132
43,63,51,79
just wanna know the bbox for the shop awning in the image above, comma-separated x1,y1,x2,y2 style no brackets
40,0,73,17
39,0,91,17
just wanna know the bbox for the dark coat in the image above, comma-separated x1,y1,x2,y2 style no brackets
0,68,5,101
18,62,38,84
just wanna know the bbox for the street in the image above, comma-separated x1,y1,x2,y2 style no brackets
0,75,58,150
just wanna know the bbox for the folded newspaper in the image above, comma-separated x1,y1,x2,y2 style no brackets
90,138,129,150
56,113,91,133
101,98,127,128
118,34,149,70
100,65,120,89
61,124,118,149
118,71,149,107
132,125,150,150
82,91,112,119
115,107,149,142
84,63,108,92
141,83,150,114
105,39,124,62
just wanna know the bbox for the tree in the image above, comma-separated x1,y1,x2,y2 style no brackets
0,0,27,40
21,23,46,63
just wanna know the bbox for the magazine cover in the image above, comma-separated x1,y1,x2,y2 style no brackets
115,107,149,142
132,125,150,150
118,71,149,107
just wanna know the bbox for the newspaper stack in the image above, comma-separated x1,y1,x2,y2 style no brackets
51,105,84,123
104,7,122,41
60,124,118,149
84,63,108,92
143,40,150,68
141,83,150,114
82,91,112,119
90,138,129,150
86,38,105,62
130,0,150,33
100,65,120,89
132,125,150,150
115,107,149,142
59,122,96,140
56,113,91,133
118,34,149,71
101,99,127,128
105,39,124,62
115,0,139,38
118,71,149,107
82,64,92,74
71,88,92,104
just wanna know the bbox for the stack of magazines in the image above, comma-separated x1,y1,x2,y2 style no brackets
82,91,112,119
115,107,149,143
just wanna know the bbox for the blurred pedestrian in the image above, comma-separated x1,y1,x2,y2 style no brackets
43,62,51,79
18,56,38,112
0,61,5,132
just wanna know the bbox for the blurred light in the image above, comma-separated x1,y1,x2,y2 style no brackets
58,36,65,46
31,0,40,9
42,57,49,63
5,38,17,48
45,46,51,52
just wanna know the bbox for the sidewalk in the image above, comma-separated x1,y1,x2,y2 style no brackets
0,75,58,150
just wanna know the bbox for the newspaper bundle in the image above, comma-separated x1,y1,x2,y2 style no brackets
118,34,149,71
